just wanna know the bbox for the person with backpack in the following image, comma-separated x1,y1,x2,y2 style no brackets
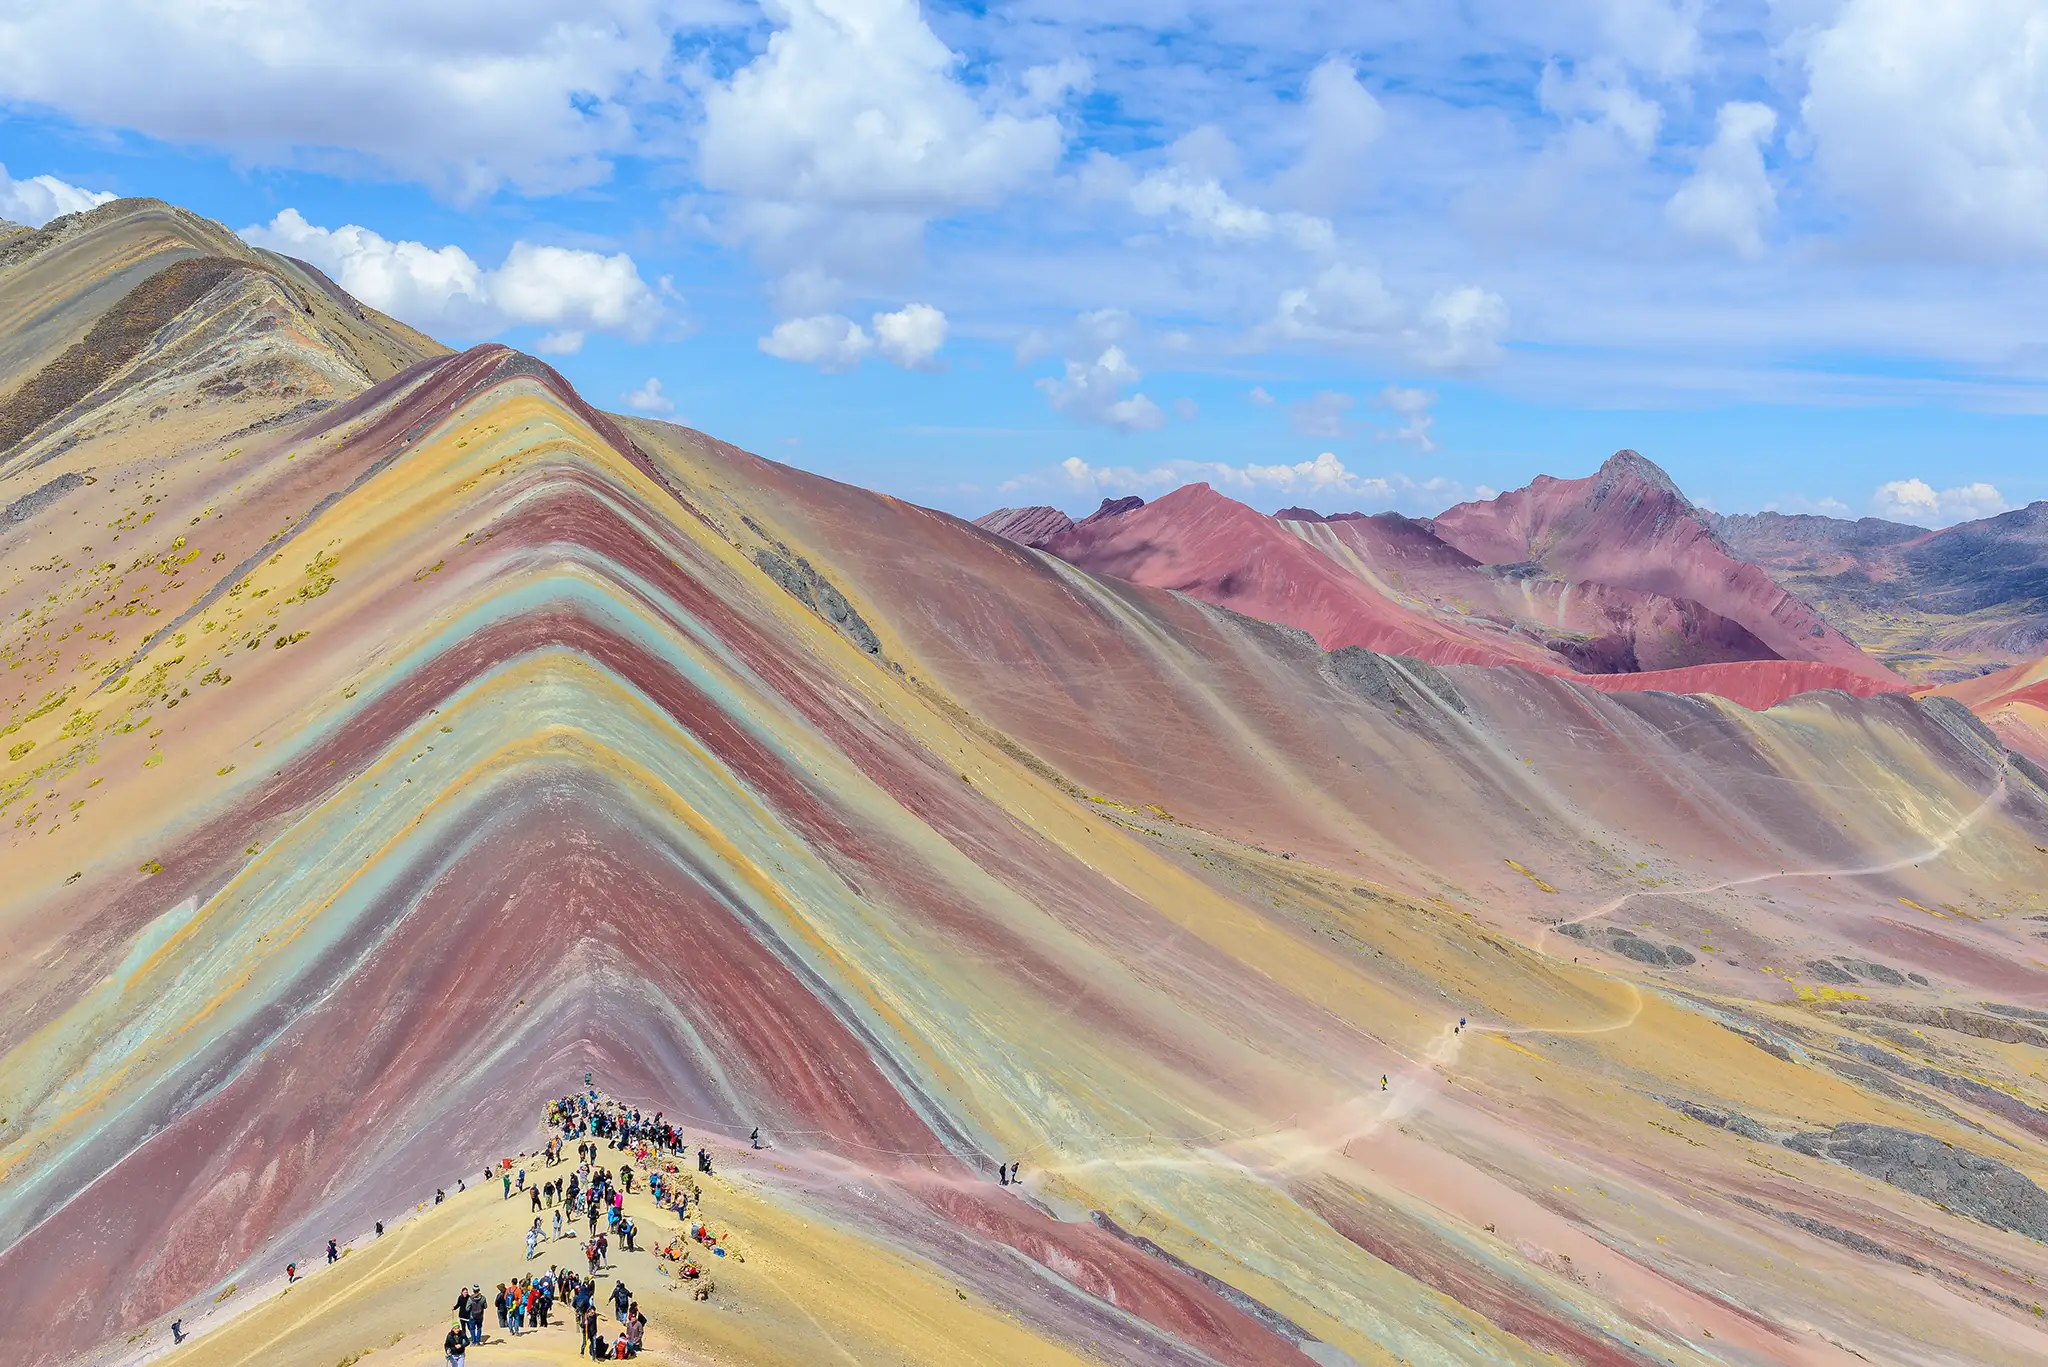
612,1278,631,1324
445,1319,467,1366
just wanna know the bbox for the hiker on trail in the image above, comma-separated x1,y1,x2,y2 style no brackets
998,1163,1008,1186
613,1279,632,1324
627,1304,645,1354
532,1185,542,1213
526,1225,540,1261
436,1188,446,1204
503,1171,511,1200
554,1208,565,1240
171,1320,183,1345
621,1215,637,1253
466,1286,485,1344
286,1262,297,1284
597,1231,610,1267
1010,1162,1021,1184
751,1127,761,1149
376,1221,385,1237
1380,1075,1388,1091
445,1319,467,1366
581,1306,598,1353
588,1198,601,1237
327,1239,339,1264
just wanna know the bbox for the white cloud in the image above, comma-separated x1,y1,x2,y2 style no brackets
1803,0,2048,258
1414,286,1511,368
872,302,948,370
760,314,874,372
1038,346,1166,431
1262,265,1508,369
624,377,676,414
0,162,115,226
243,209,663,347
1289,390,1355,439
698,0,1072,301
1760,494,1852,516
0,1,718,201
1129,155,1333,251
1273,56,1386,213
761,302,948,372
1873,478,2008,526
1371,384,1438,452
1538,60,1664,159
1248,385,1275,406
1666,101,1778,258
1052,452,1480,513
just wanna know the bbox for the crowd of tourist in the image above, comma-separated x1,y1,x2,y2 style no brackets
441,1086,732,1364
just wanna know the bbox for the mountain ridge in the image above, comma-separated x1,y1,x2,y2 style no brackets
978,451,1903,707
7,197,2048,1367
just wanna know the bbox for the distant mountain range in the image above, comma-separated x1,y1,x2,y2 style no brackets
980,452,2048,702
1711,503,2048,682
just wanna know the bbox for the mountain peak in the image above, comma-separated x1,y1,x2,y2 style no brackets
1594,449,1689,505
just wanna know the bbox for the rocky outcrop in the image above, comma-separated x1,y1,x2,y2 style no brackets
1784,1124,2048,1240
973,505,1075,548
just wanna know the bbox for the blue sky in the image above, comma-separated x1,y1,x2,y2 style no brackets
1,0,2044,526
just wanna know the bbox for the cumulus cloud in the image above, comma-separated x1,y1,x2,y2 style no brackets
0,1,716,201
872,302,948,370
243,209,663,350
1289,390,1355,439
1803,0,2048,257
1371,384,1438,452
623,377,676,415
698,0,1073,302
0,162,115,226
1248,385,1275,406
760,314,874,372
1046,452,1480,513
1129,129,1334,251
1667,101,1778,258
1262,264,1508,369
1873,478,2008,526
1038,346,1166,432
760,303,948,372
